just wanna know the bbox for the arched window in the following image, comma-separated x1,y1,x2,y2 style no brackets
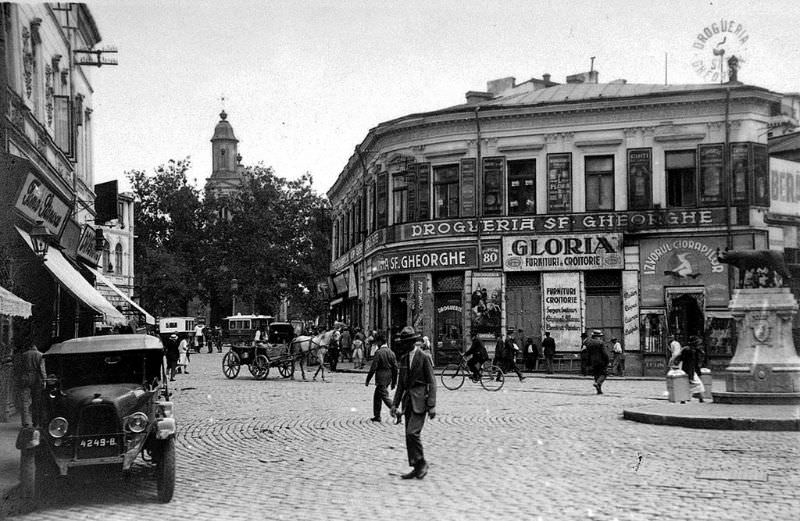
102,241,111,273
114,243,123,275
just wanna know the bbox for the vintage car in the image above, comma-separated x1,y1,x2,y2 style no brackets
23,334,176,503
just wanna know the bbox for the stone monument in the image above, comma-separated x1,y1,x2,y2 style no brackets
714,249,800,404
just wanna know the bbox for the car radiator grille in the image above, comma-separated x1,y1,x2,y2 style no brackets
74,405,122,459
78,405,119,435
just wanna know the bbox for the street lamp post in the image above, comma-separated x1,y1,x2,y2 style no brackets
230,278,238,316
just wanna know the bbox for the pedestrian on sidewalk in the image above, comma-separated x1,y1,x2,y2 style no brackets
542,331,556,374
178,337,190,375
505,329,525,382
329,326,341,372
164,334,180,381
365,333,397,422
368,330,379,360
193,322,205,353
586,330,609,394
352,329,365,369
391,326,437,480
492,331,506,372
340,326,352,363
13,342,46,428
610,337,624,376
670,335,706,402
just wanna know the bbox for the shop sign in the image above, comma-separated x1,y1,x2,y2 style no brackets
332,272,348,295
770,158,800,217
470,273,502,336
396,208,725,241
15,172,70,237
639,236,728,307
77,224,101,265
503,233,623,271
364,228,386,255
331,243,363,273
480,242,502,268
369,246,477,277
59,219,82,261
410,274,428,332
622,271,640,352
542,272,582,351
347,266,358,298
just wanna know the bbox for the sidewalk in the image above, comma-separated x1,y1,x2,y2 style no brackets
1,416,21,517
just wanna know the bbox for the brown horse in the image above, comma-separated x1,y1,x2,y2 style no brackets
289,330,334,381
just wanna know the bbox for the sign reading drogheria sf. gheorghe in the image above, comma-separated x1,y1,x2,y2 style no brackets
691,19,749,83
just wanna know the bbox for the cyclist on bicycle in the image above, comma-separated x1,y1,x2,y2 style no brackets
464,332,488,381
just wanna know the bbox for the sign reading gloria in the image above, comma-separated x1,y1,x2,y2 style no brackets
503,233,623,271
370,246,477,277
15,172,70,237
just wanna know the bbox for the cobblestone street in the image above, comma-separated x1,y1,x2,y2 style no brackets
10,352,800,521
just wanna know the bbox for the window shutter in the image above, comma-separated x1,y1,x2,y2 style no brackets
406,163,418,222
417,163,430,220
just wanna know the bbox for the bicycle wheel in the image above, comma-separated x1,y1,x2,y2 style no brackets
440,364,465,390
480,364,504,391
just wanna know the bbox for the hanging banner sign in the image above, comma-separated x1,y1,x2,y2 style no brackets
503,233,623,271
542,272,582,351
622,271,640,352
15,172,70,237
770,157,800,217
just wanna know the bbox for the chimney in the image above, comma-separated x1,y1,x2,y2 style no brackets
465,91,494,104
487,77,516,95
543,73,551,84
566,70,600,84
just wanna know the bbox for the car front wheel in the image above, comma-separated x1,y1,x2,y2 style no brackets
156,437,175,503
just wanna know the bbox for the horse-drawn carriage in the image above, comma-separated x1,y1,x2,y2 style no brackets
221,320,298,379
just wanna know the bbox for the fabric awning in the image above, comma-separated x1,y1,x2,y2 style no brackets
16,227,126,326
0,285,32,318
92,269,156,325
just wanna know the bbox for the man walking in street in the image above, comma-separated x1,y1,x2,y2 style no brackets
542,331,556,374
504,328,525,382
365,333,398,422
13,342,46,428
586,330,609,394
391,326,437,480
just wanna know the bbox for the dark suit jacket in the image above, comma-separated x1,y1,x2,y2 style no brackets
366,345,398,387
393,348,437,414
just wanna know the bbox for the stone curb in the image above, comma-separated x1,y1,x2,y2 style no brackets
622,408,800,431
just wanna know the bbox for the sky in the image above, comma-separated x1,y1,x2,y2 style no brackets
86,0,800,196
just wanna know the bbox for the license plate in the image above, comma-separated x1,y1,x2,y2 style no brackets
77,436,120,458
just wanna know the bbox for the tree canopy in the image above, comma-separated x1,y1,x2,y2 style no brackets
127,160,331,324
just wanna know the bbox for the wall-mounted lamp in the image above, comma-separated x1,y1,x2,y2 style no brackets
29,220,54,259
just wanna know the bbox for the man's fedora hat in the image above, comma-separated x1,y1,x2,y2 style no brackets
397,326,421,342
591,329,603,337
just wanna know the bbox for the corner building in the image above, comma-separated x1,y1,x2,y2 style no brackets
327,72,799,374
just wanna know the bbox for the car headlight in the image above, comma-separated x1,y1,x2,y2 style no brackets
125,412,149,433
48,417,68,438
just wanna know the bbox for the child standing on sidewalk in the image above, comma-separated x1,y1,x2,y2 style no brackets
178,336,190,375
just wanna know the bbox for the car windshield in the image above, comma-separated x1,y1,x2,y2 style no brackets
47,350,162,389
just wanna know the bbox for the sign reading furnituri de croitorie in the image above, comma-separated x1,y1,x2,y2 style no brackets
503,233,623,272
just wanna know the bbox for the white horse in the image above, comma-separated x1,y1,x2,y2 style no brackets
289,330,334,381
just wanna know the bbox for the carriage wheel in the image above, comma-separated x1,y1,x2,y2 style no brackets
279,362,294,378
249,355,269,380
440,364,465,390
480,364,504,392
222,351,241,379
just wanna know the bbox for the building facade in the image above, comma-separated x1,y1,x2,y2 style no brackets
0,3,125,350
328,71,799,374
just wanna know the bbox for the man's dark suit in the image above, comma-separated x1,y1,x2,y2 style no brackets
365,345,398,419
392,347,437,469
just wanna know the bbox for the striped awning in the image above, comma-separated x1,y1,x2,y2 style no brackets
0,285,32,318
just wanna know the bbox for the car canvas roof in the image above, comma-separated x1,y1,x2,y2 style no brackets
46,334,163,356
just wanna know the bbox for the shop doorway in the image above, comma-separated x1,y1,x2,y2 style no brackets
433,273,464,366
666,290,705,346
505,273,542,343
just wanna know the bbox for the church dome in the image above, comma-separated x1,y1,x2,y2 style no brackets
211,110,238,141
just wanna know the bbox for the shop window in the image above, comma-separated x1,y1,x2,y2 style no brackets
666,150,696,207
507,159,536,215
627,148,652,209
585,156,614,211
392,173,408,224
752,144,769,206
434,165,459,219
546,153,572,212
114,244,123,276
730,143,749,203
54,95,72,155
698,144,724,205
482,157,503,216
